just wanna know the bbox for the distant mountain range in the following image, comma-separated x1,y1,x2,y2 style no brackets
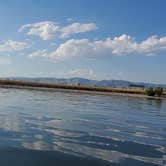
3,77,166,89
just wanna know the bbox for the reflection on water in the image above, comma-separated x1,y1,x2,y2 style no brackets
0,88,166,166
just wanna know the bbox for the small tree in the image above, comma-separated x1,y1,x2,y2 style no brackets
155,87,163,97
145,87,155,96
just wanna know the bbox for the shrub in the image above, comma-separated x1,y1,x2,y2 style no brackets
155,87,163,97
145,87,155,96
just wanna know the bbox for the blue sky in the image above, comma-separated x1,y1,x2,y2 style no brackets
0,0,166,84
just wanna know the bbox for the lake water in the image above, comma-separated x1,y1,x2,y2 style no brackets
0,88,165,166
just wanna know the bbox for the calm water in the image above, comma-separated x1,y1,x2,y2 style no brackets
0,88,165,166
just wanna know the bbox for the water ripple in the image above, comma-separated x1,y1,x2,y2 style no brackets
0,88,165,166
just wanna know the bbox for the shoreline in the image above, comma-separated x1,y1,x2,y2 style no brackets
0,80,165,100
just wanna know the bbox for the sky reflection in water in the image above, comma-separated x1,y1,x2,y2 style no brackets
0,88,165,166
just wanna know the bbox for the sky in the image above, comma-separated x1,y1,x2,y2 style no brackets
0,0,166,84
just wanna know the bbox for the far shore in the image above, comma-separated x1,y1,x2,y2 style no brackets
0,79,165,99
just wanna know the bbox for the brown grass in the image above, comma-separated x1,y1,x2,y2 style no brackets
0,79,166,97
0,79,146,95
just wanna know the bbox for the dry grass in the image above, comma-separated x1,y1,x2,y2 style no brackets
0,79,166,98
0,79,146,95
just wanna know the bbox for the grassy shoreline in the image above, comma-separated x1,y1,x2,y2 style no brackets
0,79,165,99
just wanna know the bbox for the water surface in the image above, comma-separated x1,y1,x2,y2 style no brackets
0,88,165,166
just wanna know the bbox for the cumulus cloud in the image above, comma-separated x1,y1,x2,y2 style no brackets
60,22,97,38
0,40,29,52
138,35,166,55
19,21,59,40
19,21,97,40
27,34,166,60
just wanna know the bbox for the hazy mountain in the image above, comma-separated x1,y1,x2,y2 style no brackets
3,77,166,89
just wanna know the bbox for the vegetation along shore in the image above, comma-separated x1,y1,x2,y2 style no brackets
0,79,165,99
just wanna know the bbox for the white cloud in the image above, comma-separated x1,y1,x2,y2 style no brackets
19,21,97,40
60,22,97,38
69,69,94,78
138,35,166,55
27,34,166,60
0,40,29,52
49,39,93,59
28,49,48,58
19,21,59,40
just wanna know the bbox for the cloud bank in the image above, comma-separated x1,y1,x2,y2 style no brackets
27,34,166,60
19,21,97,40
